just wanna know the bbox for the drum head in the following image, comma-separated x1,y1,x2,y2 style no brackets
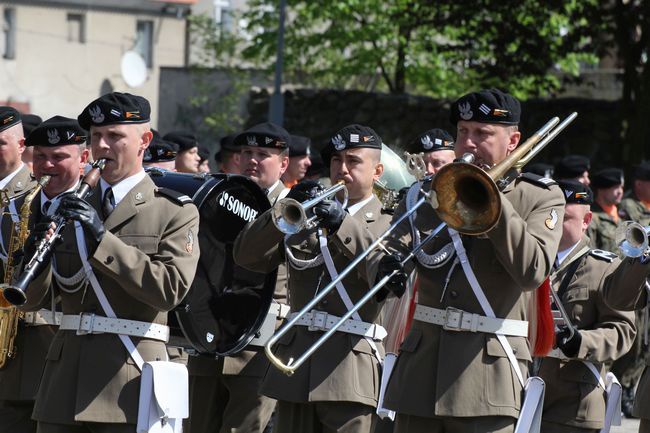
148,170,276,356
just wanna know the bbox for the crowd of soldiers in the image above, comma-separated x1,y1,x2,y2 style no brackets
0,87,647,433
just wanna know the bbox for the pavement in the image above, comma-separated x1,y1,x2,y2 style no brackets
612,418,640,432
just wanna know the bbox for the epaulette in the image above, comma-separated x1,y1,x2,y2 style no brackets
518,172,557,189
155,187,193,205
589,249,618,263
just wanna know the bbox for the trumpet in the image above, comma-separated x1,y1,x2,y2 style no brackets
272,180,348,234
2,159,106,306
265,113,578,375
616,221,650,258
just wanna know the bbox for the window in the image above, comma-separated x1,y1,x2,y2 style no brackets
135,20,153,68
67,13,86,43
214,0,233,34
3,8,16,59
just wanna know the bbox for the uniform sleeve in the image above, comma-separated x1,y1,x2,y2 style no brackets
601,257,650,311
485,185,565,291
90,203,200,312
233,208,284,273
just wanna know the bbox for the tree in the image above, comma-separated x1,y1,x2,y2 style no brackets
241,0,601,98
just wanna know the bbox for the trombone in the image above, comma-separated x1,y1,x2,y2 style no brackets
265,113,578,375
272,180,348,235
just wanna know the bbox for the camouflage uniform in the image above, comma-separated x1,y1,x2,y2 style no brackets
586,202,620,254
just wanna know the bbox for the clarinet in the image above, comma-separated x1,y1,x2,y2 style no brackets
1,159,106,306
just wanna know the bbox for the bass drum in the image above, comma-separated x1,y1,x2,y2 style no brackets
147,168,277,356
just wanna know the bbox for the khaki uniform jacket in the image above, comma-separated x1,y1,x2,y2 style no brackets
383,174,565,419
587,203,620,253
1,164,34,199
540,236,636,430
619,196,650,227
20,175,200,424
234,196,391,406
0,192,55,401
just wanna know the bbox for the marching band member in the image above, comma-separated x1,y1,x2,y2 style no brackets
142,129,178,171
379,88,565,433
0,116,88,433
233,124,392,433
0,107,36,197
187,122,292,433
281,135,312,188
404,128,456,176
19,92,200,432
165,130,201,174
215,133,241,175
20,113,43,172
539,180,638,433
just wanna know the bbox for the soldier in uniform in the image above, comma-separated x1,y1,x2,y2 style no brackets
587,168,625,253
554,155,591,186
198,146,211,173
233,124,392,433
405,128,456,176
539,179,638,433
620,161,650,226
186,122,293,433
20,113,42,172
380,88,565,433
0,107,36,197
142,129,178,172
18,92,201,432
165,130,201,173
0,116,88,433
281,135,312,188
215,133,241,175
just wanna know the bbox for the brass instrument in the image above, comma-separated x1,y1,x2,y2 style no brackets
265,113,578,376
2,159,106,306
0,175,50,368
616,221,650,258
373,143,416,211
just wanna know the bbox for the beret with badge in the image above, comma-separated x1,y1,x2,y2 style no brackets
25,116,86,147
321,124,382,164
164,130,199,152
21,114,43,137
557,179,593,205
406,128,454,154
233,122,290,150
450,88,521,126
591,168,624,189
0,106,21,133
634,161,650,181
554,154,590,179
289,135,311,157
143,129,178,163
78,92,150,130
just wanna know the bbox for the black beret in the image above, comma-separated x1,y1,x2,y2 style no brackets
554,155,590,179
198,146,210,162
21,114,42,137
321,124,382,164
524,162,554,179
215,133,240,163
78,92,150,130
406,128,454,154
557,179,593,205
25,116,86,147
164,131,198,152
143,129,178,163
634,161,650,181
289,135,311,157
591,168,624,189
0,106,21,133
450,88,521,126
233,122,289,150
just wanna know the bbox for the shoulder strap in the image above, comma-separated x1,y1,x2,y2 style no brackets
556,251,589,299
155,187,193,205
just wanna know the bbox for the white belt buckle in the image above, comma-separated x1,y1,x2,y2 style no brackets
76,312,95,335
442,307,463,332
308,311,328,332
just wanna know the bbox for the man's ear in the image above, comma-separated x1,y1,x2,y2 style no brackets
507,129,521,153
373,162,384,182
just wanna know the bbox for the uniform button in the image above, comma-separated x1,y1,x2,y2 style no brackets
450,290,458,299
105,256,114,264
344,237,352,244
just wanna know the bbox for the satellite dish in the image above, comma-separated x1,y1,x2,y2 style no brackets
121,51,148,88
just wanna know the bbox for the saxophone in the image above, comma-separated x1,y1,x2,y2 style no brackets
0,175,50,368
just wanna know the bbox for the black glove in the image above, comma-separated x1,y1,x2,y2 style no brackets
556,326,582,358
313,199,345,232
19,217,56,263
58,194,105,251
376,253,408,299
286,180,325,203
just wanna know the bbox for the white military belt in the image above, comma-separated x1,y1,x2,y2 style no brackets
59,313,170,342
23,310,62,327
413,304,528,337
269,302,291,320
248,302,291,347
289,310,387,341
